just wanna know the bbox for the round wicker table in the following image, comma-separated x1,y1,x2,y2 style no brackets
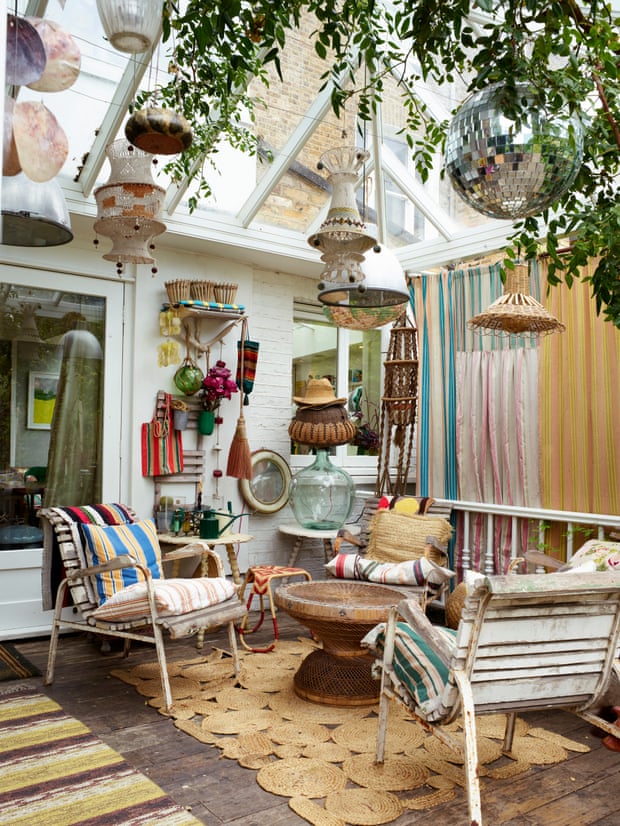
274,580,405,706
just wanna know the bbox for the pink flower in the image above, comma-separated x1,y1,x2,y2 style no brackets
200,360,238,411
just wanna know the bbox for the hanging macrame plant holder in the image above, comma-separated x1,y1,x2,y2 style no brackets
375,312,419,497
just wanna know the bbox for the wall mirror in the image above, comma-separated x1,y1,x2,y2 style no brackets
239,449,292,514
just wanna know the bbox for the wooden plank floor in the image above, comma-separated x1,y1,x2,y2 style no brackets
10,612,620,826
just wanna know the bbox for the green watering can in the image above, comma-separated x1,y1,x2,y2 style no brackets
199,508,243,540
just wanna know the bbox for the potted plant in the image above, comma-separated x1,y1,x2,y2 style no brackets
198,359,238,435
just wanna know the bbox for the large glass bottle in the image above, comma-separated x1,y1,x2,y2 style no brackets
289,449,354,530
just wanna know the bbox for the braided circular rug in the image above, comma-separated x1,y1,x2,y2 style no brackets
112,640,589,826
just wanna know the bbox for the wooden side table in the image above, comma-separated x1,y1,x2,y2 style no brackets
278,523,361,568
159,532,253,586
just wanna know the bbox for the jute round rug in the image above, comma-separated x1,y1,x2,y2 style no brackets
112,640,589,826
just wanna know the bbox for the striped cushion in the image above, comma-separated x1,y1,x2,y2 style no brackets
81,519,163,605
363,622,457,715
91,577,238,621
326,553,455,595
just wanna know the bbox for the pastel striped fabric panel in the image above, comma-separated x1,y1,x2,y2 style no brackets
537,259,620,517
81,519,163,605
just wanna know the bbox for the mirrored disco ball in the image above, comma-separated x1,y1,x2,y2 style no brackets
445,82,583,220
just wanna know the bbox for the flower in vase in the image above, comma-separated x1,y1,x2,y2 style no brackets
199,360,238,412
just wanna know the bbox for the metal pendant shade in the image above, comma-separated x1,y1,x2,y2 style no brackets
1,173,73,247
468,263,565,336
321,244,410,330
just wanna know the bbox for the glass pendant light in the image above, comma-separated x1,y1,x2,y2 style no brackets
96,0,163,54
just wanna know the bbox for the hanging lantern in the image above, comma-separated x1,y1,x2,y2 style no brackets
93,140,165,270
125,107,193,155
321,245,410,330
1,173,73,247
308,147,377,297
467,262,565,336
445,82,583,220
95,0,163,54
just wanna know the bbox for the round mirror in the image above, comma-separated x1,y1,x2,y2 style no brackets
239,449,292,514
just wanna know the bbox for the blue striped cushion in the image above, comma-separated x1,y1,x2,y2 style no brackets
81,519,163,605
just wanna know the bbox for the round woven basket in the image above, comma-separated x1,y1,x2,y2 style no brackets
289,404,357,447
165,279,190,304
190,280,215,302
446,582,468,629
213,281,238,304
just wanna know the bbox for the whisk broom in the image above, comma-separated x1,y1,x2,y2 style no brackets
226,318,253,479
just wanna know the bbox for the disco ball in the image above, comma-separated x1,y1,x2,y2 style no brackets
445,82,583,220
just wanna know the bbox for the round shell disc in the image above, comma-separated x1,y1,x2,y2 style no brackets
26,18,81,92
13,101,68,182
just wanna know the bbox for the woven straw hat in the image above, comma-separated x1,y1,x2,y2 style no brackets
294,378,346,407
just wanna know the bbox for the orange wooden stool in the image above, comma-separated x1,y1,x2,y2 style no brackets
237,564,312,652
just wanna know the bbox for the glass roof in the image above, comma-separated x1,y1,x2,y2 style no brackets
6,0,508,272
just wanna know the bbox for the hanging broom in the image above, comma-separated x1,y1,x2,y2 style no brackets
226,318,253,479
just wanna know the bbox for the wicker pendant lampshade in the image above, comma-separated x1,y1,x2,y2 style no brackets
93,140,165,273
468,262,565,336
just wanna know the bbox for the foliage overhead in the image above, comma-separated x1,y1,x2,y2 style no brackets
155,1,620,327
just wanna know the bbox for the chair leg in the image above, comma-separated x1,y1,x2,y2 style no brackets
227,620,241,675
502,712,517,754
152,622,173,712
44,580,68,686
376,606,398,764
452,670,483,826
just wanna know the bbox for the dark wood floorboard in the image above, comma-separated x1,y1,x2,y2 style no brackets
8,611,620,826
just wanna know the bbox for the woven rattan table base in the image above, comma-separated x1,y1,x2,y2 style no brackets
293,648,379,707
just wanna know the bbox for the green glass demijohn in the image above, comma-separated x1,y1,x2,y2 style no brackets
288,449,354,530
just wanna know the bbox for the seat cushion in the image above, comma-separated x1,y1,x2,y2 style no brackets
91,577,238,621
363,622,457,715
81,519,163,604
325,553,455,596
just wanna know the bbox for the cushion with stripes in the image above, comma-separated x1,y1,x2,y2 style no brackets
363,622,457,714
81,519,163,605
91,577,238,621
326,553,455,595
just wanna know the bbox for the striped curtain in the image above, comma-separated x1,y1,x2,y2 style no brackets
410,263,541,572
536,259,620,517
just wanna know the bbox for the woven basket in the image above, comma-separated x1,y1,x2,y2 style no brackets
365,511,452,565
289,405,357,447
190,280,215,302
446,582,467,629
213,281,238,304
165,279,190,304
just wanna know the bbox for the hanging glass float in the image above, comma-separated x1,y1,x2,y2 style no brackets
125,107,193,155
93,140,166,271
445,82,583,220
95,0,163,54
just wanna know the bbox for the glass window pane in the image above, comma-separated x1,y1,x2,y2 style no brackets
347,329,382,456
291,315,338,455
0,284,105,527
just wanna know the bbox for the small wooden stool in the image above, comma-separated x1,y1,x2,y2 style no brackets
237,565,312,652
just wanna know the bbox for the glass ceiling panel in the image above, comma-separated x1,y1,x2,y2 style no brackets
14,0,127,182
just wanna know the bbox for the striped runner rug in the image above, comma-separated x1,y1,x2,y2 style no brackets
0,685,202,825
